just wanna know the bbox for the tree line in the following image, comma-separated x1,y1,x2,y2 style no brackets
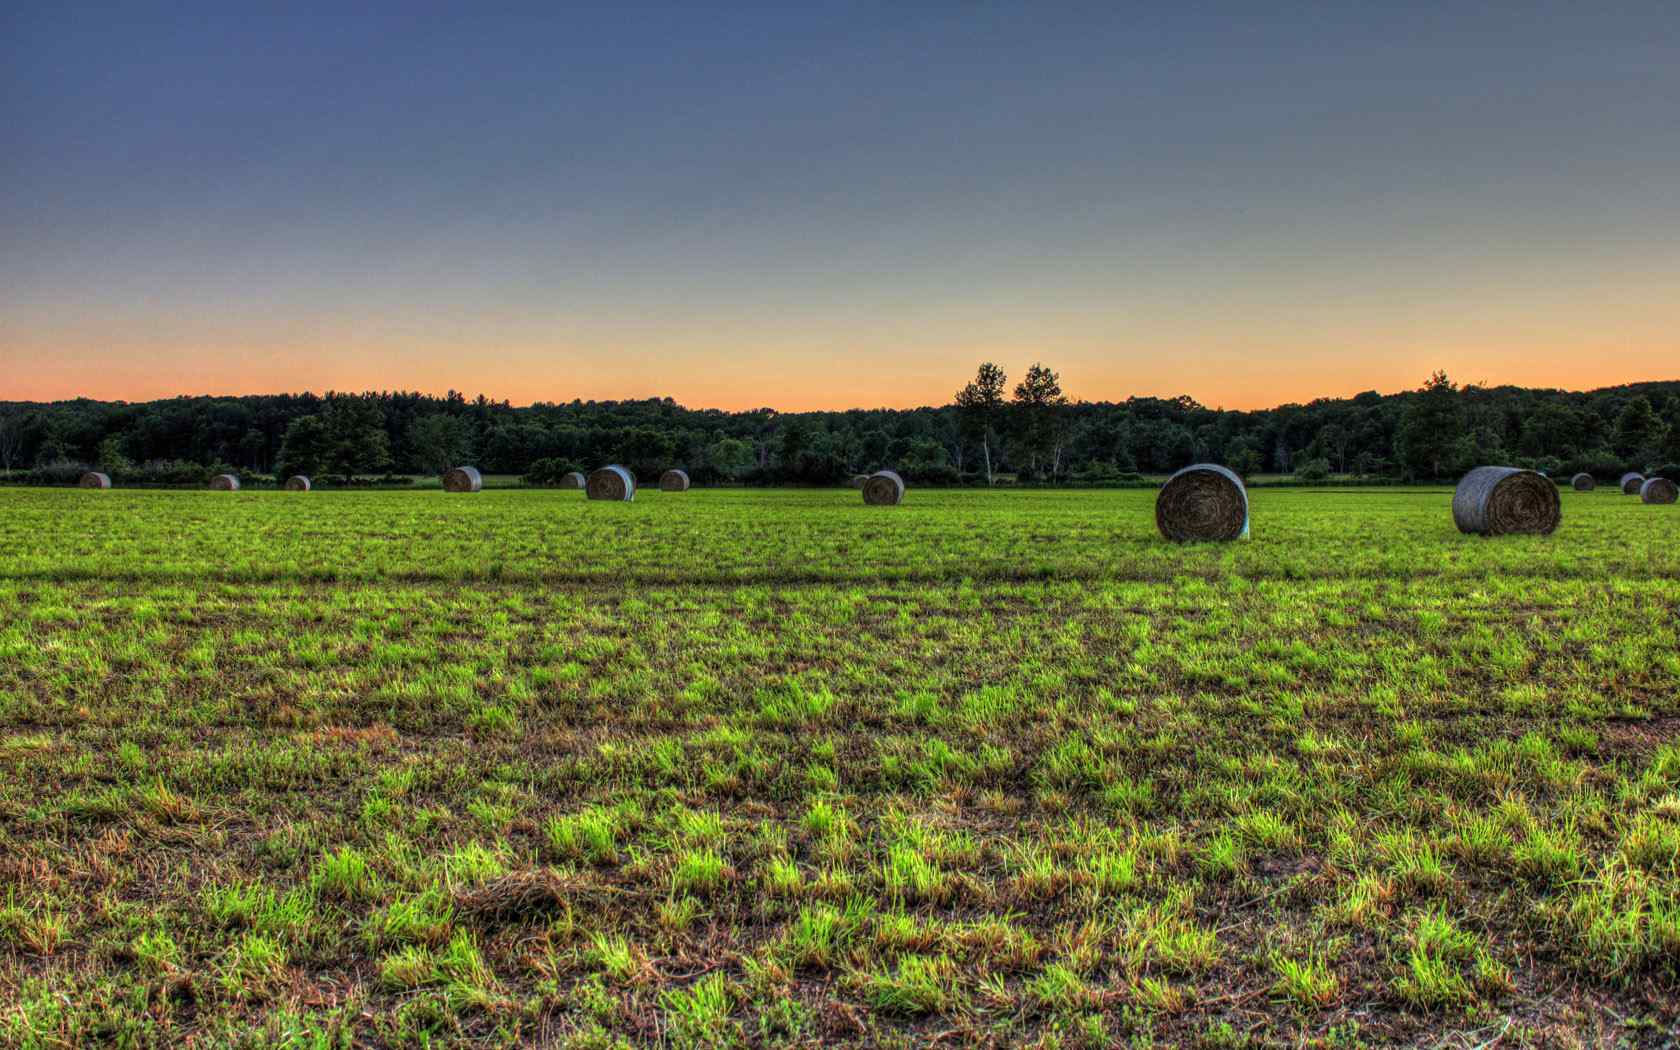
3,366,1679,487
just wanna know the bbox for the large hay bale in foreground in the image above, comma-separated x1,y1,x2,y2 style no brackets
1570,473,1595,491
79,472,111,489
1640,477,1678,505
1620,472,1645,495
849,474,869,490
559,471,586,490
862,470,905,506
1155,464,1248,541
660,469,690,492
284,475,311,492
210,474,240,491
1452,466,1560,535
587,464,635,501
443,466,483,493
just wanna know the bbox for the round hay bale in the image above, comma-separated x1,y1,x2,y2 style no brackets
659,469,690,492
1452,466,1560,536
862,470,906,506
849,474,869,490
558,471,586,490
209,474,240,491
443,466,483,493
587,464,635,501
1155,464,1248,542
1570,473,1595,491
1640,476,1678,505
1620,472,1645,495
79,471,111,489
283,475,311,492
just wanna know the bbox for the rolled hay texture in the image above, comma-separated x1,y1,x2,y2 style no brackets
659,469,690,492
1620,472,1646,495
1570,473,1595,492
210,474,240,491
1452,466,1561,536
587,464,636,501
283,475,311,492
1640,477,1678,505
79,471,111,489
559,471,586,490
849,474,869,490
443,466,483,493
862,470,906,506
1155,464,1249,542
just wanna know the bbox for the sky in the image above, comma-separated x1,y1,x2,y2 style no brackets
3,2,1679,411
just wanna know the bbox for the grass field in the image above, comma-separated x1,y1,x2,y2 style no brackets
2,487,1677,1048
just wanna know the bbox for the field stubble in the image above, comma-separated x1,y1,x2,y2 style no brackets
0,487,1676,1047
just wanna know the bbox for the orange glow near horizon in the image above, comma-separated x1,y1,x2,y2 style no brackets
7,262,1679,411
6,325,1677,413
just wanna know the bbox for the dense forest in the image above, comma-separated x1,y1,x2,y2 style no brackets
4,365,1679,487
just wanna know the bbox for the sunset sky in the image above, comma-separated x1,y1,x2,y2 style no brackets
4,3,1678,411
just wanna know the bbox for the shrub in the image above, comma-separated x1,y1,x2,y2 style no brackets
1295,458,1332,484
524,458,585,487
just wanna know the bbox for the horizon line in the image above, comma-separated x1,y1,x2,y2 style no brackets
9,374,1680,417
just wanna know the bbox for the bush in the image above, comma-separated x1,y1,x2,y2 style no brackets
125,459,215,486
1295,458,1332,484
30,459,90,486
524,458,585,486
901,464,961,486
1525,456,1564,478
1563,449,1628,480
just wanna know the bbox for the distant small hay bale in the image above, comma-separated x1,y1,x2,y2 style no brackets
1620,472,1646,495
79,471,111,489
559,471,586,490
1155,464,1248,542
283,475,311,492
849,474,869,490
1570,473,1595,491
587,464,635,501
209,474,240,491
862,469,906,506
659,469,690,492
1640,477,1678,505
443,466,483,493
1452,466,1560,536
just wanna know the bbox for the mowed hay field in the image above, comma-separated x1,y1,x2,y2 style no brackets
2,488,1678,1048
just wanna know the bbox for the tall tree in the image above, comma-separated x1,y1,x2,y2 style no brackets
705,437,754,480
954,363,1007,484
1660,396,1680,466
1011,363,1068,477
408,414,474,477
1396,370,1463,480
320,395,392,483
1614,396,1665,467
0,411,23,472
1314,423,1349,473
277,415,331,479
